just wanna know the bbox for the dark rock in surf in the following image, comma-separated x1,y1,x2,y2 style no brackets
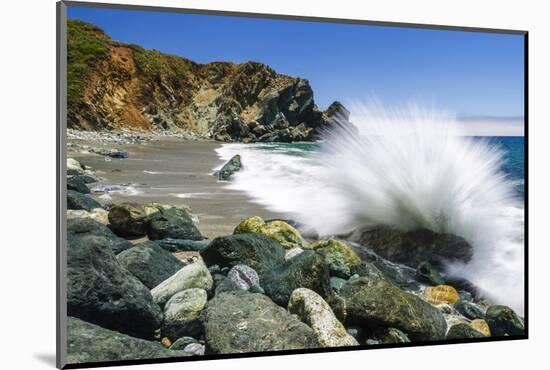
116,241,184,289
108,202,149,237
217,154,242,181
66,317,189,364
67,234,163,339
67,190,102,211
446,323,485,340
147,207,202,241
67,218,132,254
453,301,486,320
201,291,319,354
416,261,445,286
485,305,525,336
354,227,473,269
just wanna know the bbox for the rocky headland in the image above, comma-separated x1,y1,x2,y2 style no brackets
67,19,349,143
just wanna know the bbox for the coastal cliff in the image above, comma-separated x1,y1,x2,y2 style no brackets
67,19,346,142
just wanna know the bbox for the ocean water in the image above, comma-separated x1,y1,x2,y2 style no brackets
214,115,525,313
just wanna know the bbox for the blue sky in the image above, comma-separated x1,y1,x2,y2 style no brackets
68,6,524,119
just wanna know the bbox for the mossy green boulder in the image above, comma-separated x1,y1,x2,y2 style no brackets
313,239,361,278
234,216,309,250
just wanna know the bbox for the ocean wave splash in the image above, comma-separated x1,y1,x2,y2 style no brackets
215,103,524,313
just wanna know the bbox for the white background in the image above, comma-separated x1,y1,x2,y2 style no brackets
0,0,547,368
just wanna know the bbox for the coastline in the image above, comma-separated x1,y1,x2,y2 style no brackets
67,134,286,238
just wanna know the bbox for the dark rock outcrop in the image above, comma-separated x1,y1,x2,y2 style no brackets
66,317,189,364
67,234,163,339
201,291,319,354
353,227,473,269
485,305,525,336
67,176,91,194
116,241,184,289
217,154,242,181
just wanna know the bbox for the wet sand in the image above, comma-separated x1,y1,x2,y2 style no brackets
68,137,284,238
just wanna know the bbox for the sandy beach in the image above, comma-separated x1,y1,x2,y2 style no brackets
67,137,284,238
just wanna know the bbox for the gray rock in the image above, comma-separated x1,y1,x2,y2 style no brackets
331,274,447,341
66,317,189,364
67,158,85,176
67,235,163,339
218,154,242,181
169,336,198,350
147,207,202,241
67,190,102,211
227,264,260,291
151,261,213,308
288,288,358,347
183,343,205,356
485,305,525,336
162,288,207,341
67,218,132,254
116,241,184,289
201,291,319,354
416,261,445,286
213,274,241,295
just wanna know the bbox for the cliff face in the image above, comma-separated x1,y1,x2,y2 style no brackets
67,19,345,142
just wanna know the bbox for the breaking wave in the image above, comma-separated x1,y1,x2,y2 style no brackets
215,103,524,313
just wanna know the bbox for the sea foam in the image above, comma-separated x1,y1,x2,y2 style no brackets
216,103,524,313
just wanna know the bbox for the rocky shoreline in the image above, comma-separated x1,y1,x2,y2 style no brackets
65,155,525,365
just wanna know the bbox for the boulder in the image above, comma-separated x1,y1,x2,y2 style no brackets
147,207,203,241
201,291,319,353
151,261,213,308
262,250,331,306
485,305,525,336
67,158,85,176
367,327,410,344
183,343,205,356
446,323,485,340
471,319,491,337
67,190,102,211
169,336,198,350
332,275,447,341
67,176,91,194
213,273,241,295
288,288,358,347
162,288,207,341
218,154,242,181
157,239,209,252
67,208,109,225
312,239,361,278
424,285,460,305
354,227,473,268
116,241,184,289
67,218,132,254
201,233,285,276
66,317,189,364
108,202,149,237
234,216,309,250
67,235,163,338
227,264,261,291
453,301,486,320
